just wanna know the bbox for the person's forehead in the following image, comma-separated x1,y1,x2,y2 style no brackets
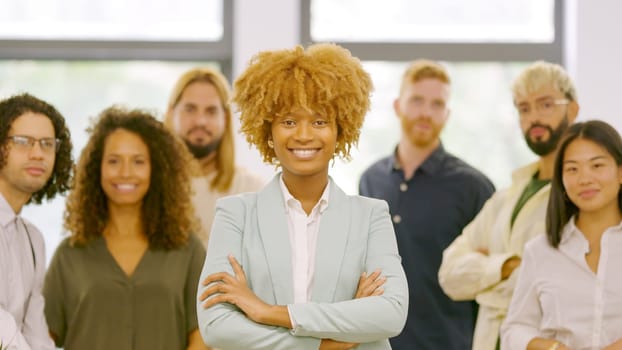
10,112,55,136
103,129,149,155
180,81,221,101
277,103,328,115
564,138,610,162
402,78,449,94
515,84,563,104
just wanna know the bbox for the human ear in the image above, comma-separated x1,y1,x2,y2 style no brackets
567,101,580,123
393,98,401,119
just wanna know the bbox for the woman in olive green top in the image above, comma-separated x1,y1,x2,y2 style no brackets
43,107,207,350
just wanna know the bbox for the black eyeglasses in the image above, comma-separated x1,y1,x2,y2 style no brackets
7,135,61,153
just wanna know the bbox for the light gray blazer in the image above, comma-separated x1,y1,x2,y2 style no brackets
197,176,408,349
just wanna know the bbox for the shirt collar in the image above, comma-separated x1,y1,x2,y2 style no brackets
0,192,17,228
560,215,622,251
561,215,578,241
511,161,541,183
389,143,447,175
279,174,330,215
558,217,588,255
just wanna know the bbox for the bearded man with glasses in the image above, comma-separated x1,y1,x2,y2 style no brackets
439,61,579,350
0,93,73,349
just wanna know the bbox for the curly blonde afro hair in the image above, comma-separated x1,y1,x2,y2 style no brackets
233,43,373,164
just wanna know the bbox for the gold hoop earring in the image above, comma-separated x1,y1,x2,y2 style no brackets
268,139,274,148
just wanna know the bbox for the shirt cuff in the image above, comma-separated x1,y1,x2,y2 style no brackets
287,304,298,332
501,324,540,350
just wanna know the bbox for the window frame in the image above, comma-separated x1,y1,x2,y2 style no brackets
0,0,234,77
300,0,564,64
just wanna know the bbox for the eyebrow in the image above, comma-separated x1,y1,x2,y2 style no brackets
104,153,148,158
563,155,608,163
517,96,556,106
535,96,556,102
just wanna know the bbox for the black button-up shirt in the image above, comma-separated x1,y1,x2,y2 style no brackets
359,144,495,350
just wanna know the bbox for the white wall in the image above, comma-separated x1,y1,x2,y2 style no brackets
572,0,622,131
232,0,301,181
232,0,622,179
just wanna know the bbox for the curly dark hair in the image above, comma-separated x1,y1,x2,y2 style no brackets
65,106,198,249
0,93,73,203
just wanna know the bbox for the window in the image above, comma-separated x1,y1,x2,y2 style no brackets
0,0,232,74
302,0,565,193
2,60,215,262
310,0,555,43
0,0,224,41
1,0,232,262
329,61,535,194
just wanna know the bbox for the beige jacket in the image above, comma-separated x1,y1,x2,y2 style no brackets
438,162,550,350
192,166,266,247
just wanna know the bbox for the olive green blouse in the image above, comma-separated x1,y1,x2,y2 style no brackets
43,234,206,350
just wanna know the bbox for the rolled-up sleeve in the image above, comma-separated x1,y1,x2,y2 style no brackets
439,194,515,301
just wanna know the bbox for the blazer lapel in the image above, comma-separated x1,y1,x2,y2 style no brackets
257,175,295,305
311,180,350,302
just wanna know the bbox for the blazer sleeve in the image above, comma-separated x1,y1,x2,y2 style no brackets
438,193,516,301
197,196,321,350
288,199,409,343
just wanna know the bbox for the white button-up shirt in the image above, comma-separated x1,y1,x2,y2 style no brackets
279,176,330,304
501,218,622,350
0,193,55,350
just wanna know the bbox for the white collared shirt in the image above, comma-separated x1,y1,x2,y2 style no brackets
0,194,55,350
279,175,330,304
501,218,622,350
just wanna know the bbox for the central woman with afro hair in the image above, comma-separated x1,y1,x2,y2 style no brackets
197,43,409,350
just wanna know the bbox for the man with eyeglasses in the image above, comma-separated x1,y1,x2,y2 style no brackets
0,93,73,349
439,61,580,350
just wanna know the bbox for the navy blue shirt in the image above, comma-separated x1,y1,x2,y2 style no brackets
359,144,494,350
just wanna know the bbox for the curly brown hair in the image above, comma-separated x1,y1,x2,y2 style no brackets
65,106,198,249
0,93,73,203
233,43,373,164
